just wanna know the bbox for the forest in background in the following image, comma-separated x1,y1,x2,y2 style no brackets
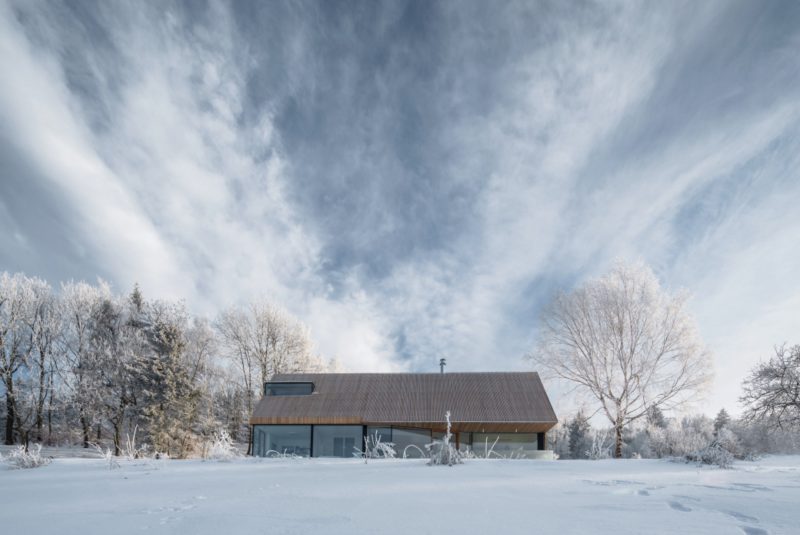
0,271,335,457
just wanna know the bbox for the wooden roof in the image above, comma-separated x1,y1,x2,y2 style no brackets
250,372,558,432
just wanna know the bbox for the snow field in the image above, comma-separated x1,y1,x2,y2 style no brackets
2,456,800,534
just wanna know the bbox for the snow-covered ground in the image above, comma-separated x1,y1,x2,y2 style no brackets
2,455,799,534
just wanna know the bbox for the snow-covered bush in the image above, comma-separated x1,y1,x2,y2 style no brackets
401,444,428,459
678,416,714,454
264,450,301,459
427,411,463,466
4,444,51,469
645,416,714,459
355,432,397,462
120,426,151,460
682,426,743,469
203,430,241,461
715,428,742,458
90,443,121,469
686,440,734,469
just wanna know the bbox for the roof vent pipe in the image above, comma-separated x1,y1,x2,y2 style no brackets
439,358,446,374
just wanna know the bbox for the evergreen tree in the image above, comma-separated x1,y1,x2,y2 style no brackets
130,283,144,314
568,411,591,459
646,405,667,429
714,408,731,435
138,302,202,458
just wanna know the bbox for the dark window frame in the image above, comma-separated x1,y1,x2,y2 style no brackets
264,381,315,396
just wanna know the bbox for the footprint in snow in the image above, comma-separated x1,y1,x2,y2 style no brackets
726,511,759,523
668,501,691,512
740,527,769,535
732,483,773,492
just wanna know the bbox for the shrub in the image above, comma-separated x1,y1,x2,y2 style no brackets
90,443,121,470
121,426,150,460
427,411,463,466
686,440,734,469
356,432,397,462
4,444,52,469
203,430,241,461
684,428,743,469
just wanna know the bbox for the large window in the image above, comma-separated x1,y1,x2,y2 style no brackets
313,426,363,458
458,432,472,451
430,431,470,451
472,433,538,458
392,428,431,458
252,425,311,457
265,382,314,396
366,427,393,445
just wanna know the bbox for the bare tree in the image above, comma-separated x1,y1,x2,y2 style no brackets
217,302,317,414
741,344,800,430
528,261,712,458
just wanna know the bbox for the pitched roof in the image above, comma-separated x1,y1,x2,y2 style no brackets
250,372,558,432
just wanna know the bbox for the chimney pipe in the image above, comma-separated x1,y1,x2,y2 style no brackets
439,358,446,374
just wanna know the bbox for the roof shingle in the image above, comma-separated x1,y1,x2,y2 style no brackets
250,372,558,431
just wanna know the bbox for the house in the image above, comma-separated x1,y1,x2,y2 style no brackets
249,372,558,458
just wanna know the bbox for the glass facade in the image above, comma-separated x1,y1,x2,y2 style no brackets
252,425,311,457
366,427,393,445
472,433,539,458
251,425,541,458
431,431,471,451
313,425,363,457
392,428,431,458
458,432,472,451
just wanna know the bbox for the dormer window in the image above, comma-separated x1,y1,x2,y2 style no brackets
265,382,314,396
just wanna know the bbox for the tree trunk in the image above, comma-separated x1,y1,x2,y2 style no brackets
614,424,623,458
4,376,15,445
80,414,90,448
246,424,252,456
46,379,54,444
35,351,47,442
113,421,121,457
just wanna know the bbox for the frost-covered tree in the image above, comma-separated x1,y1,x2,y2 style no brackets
89,295,148,455
13,278,62,447
0,273,61,446
60,280,111,448
529,261,713,458
1,273,36,445
646,405,667,429
184,317,221,440
741,344,800,430
217,302,318,416
1,270,332,452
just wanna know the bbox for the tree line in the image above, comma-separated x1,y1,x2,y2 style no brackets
0,271,333,457
530,260,800,459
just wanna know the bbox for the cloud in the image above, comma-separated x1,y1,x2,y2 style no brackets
2,0,799,414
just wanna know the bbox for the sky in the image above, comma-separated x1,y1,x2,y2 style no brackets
1,0,799,418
